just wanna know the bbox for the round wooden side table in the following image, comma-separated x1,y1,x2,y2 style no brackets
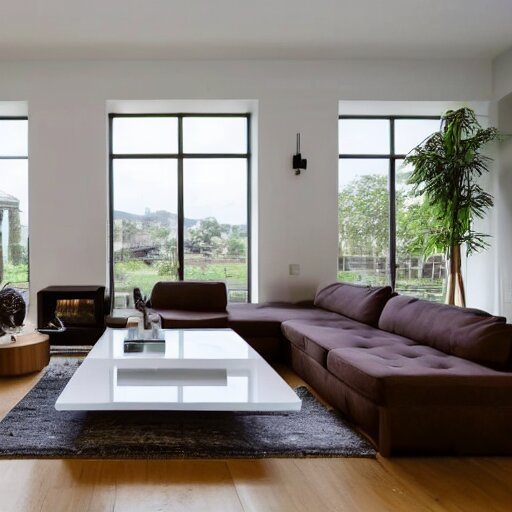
0,332,50,377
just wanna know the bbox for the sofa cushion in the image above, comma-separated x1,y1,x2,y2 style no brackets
378,295,512,369
150,281,227,312
151,309,228,329
314,282,393,327
327,344,512,407
227,303,341,338
282,318,400,367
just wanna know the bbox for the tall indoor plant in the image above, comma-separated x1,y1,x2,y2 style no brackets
404,107,500,307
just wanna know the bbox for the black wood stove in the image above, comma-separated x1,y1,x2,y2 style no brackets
37,286,107,345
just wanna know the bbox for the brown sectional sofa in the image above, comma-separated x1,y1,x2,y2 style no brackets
146,280,512,456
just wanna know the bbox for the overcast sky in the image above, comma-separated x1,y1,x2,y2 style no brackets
113,117,248,225
0,117,441,236
338,118,440,189
113,158,247,225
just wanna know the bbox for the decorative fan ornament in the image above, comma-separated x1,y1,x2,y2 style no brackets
0,287,26,335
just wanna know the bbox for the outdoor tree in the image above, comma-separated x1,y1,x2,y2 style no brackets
189,217,223,254
231,225,242,237
338,174,389,257
120,220,141,247
396,194,438,258
220,223,231,236
157,237,179,279
149,225,171,247
338,173,441,279
226,233,245,258
7,208,23,265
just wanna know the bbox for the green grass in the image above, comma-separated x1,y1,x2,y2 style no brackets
1,263,29,287
115,259,248,300
337,270,444,302
184,262,247,283
115,260,172,298
336,271,388,287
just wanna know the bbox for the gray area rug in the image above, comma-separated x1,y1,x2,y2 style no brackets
0,359,376,459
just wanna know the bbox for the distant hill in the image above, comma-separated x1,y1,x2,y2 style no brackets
114,210,198,229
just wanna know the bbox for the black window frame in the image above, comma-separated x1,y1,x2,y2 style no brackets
338,115,440,290
108,112,252,307
0,116,30,287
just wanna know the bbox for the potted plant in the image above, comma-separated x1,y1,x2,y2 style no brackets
404,107,500,306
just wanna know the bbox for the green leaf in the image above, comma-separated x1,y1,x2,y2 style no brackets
404,107,500,257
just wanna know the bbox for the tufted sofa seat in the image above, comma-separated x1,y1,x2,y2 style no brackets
227,303,342,359
326,343,512,406
282,318,390,367
285,285,512,455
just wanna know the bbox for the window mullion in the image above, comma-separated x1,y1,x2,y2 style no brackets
178,116,185,281
389,119,397,290
108,115,114,308
246,115,252,302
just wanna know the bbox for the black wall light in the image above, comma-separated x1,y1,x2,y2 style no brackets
292,133,307,175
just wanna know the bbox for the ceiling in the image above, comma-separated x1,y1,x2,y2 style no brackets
1,0,511,60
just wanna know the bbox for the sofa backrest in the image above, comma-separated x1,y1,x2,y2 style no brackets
314,282,393,327
379,295,512,369
150,281,228,312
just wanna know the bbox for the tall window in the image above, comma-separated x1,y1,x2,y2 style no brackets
110,114,250,308
0,117,29,293
338,116,445,301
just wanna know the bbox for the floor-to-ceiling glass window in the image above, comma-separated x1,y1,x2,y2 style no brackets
110,114,250,307
338,115,444,301
0,117,29,295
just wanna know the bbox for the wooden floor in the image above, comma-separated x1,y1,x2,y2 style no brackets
1,365,512,512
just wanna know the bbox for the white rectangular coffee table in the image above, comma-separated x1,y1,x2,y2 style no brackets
55,328,302,412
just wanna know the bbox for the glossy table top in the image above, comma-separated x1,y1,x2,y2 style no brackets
55,328,302,412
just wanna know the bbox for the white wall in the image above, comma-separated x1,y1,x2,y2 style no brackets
493,47,512,320
494,48,512,102
0,59,493,319
495,94,512,320
461,106,499,315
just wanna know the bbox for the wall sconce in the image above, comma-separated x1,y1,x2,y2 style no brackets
292,133,307,175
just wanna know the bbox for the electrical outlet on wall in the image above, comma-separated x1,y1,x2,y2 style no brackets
289,264,300,276
504,279,512,303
